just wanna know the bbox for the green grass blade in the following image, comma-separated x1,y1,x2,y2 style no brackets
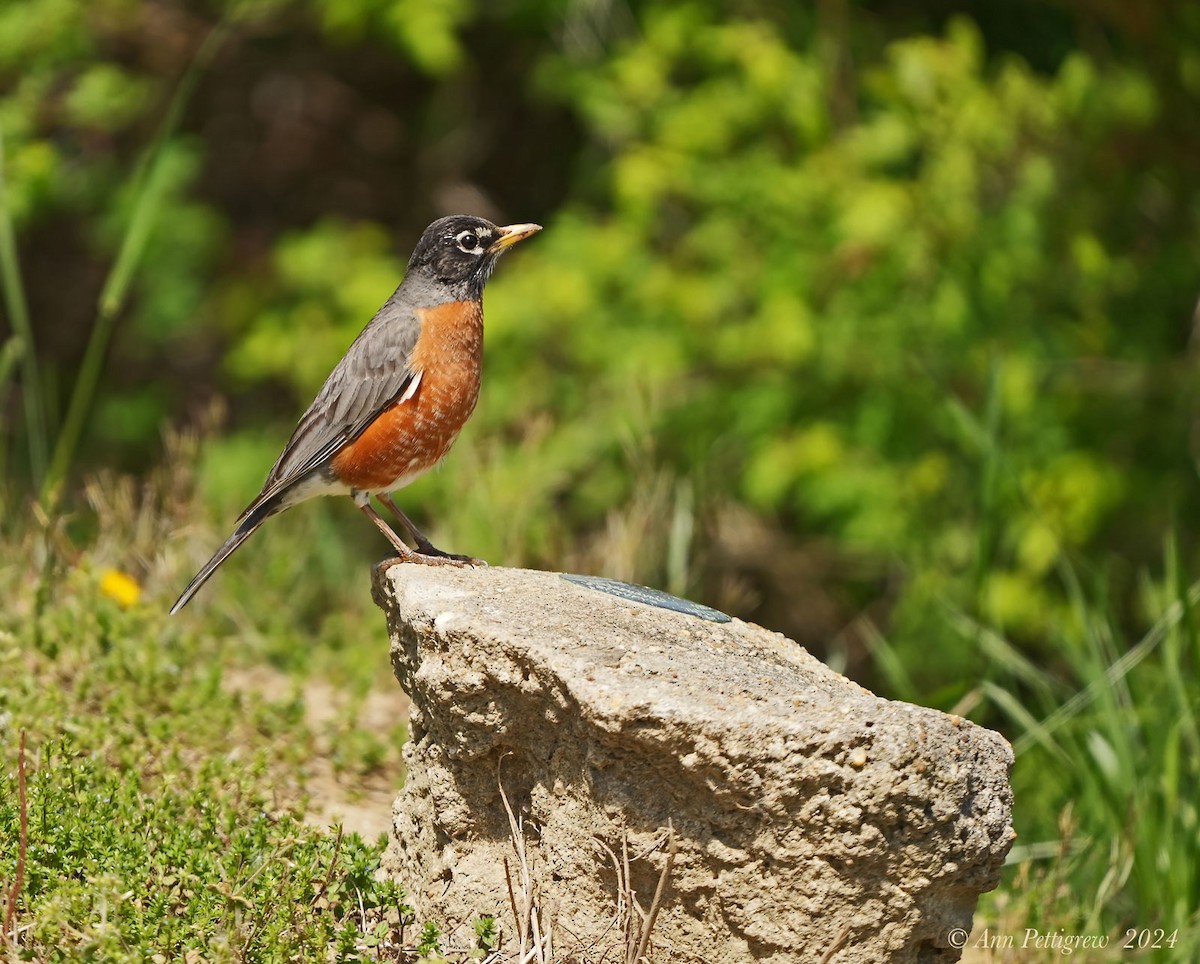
1015,578,1200,756
0,334,23,481
981,680,1068,763
1163,530,1200,756
41,154,175,509
858,616,918,702
0,333,21,394
40,20,230,511
947,607,1057,697
0,127,48,485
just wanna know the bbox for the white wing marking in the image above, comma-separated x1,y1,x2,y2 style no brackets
398,370,423,404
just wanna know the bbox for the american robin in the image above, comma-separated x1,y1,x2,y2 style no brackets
170,214,541,614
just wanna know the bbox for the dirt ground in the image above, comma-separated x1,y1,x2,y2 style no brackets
224,665,406,841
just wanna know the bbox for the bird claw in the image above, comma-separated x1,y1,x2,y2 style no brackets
379,551,486,571
414,542,486,567
439,552,487,567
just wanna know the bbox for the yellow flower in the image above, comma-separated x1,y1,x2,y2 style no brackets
100,569,141,608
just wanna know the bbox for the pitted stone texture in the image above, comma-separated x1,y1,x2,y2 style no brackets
374,566,1014,963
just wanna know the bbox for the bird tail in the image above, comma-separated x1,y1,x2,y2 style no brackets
169,493,287,615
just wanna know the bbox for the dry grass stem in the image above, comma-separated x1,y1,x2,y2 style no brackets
498,756,553,963
597,824,676,964
818,925,850,963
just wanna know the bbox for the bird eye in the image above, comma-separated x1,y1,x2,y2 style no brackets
456,231,480,252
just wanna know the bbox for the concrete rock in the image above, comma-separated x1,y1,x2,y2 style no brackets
374,565,1014,962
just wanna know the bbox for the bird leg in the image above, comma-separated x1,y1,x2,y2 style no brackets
356,499,473,568
377,494,437,552
378,493,484,565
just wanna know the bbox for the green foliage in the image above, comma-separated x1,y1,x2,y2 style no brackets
64,63,153,130
0,1,168,224
473,915,498,951
511,12,1176,688
416,920,442,956
976,541,1200,948
312,0,473,74
189,7,1199,696
0,505,409,961
0,746,395,960
4,1,1200,953
221,220,403,394
4,0,1195,687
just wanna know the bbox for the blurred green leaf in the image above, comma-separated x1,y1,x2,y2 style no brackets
64,63,152,130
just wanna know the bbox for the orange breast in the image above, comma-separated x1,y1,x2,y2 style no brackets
330,300,483,491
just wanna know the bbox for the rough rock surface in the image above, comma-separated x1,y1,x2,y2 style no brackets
374,565,1014,963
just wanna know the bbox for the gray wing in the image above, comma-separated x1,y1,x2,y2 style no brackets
258,294,422,498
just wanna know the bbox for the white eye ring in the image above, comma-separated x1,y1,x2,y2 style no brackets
455,230,485,254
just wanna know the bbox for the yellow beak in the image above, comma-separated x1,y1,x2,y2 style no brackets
489,222,542,252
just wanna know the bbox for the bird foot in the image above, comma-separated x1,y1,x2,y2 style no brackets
414,541,487,566
380,550,486,570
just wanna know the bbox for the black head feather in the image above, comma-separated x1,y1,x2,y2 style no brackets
403,215,540,303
